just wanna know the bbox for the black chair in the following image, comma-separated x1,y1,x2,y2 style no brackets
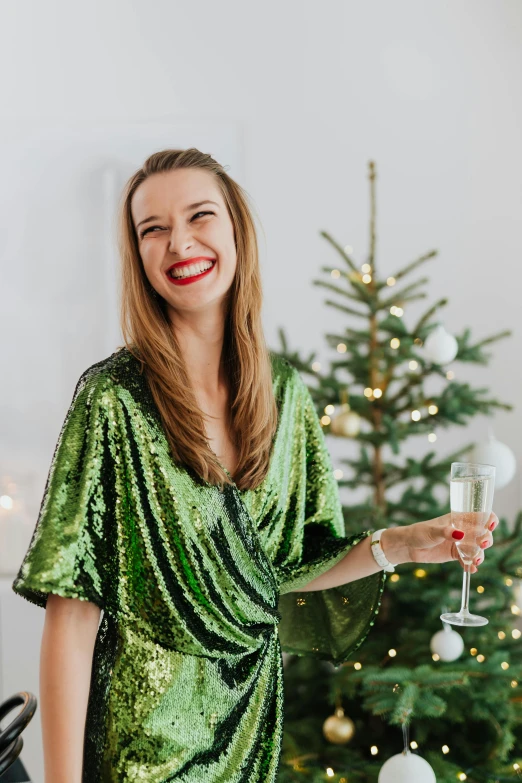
0,692,37,782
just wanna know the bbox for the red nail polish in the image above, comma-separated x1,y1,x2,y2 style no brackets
452,530,465,540
475,557,481,565
480,540,488,548
489,521,495,530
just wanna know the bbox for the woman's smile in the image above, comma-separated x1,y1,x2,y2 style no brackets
166,257,217,286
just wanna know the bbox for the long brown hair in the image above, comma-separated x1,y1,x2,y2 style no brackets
117,148,278,491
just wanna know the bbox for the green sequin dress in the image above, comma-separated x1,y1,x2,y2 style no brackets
12,347,386,782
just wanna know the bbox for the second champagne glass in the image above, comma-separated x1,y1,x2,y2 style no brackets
440,462,495,627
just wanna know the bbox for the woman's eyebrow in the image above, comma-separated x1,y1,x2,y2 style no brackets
135,200,220,231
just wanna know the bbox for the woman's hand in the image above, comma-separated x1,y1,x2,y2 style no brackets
384,511,499,574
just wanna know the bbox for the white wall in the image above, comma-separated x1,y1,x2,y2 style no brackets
0,1,521,779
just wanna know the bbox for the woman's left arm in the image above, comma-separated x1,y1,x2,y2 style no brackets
296,511,499,592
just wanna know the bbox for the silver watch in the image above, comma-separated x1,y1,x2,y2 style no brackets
370,528,397,573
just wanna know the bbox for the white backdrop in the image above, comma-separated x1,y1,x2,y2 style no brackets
0,0,521,779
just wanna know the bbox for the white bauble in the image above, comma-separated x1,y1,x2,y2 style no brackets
430,626,464,662
470,433,516,490
423,324,458,365
330,403,361,438
378,751,436,783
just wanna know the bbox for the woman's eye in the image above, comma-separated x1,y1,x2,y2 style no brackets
140,212,213,238
191,211,214,221
141,226,163,237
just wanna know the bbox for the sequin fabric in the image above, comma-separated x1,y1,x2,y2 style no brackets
12,347,387,782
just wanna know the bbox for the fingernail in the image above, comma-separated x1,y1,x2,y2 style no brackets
475,557,481,565
452,530,465,540
480,540,488,548
489,521,495,530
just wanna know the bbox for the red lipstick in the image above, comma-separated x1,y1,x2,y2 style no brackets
166,256,216,286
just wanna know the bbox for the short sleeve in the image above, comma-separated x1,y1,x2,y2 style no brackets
275,373,387,665
12,368,120,613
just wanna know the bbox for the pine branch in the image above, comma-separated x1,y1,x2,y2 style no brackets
319,230,360,273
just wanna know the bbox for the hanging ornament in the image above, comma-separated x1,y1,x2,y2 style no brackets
422,324,458,365
329,388,361,438
430,624,464,662
378,750,436,783
469,428,516,490
322,705,355,744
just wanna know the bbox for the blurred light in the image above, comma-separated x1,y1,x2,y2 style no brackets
390,574,400,582
387,277,396,286
312,362,321,372
333,469,344,480
428,433,437,443
476,586,485,594
326,768,334,778
373,388,383,398
325,404,335,415
411,410,421,421
409,360,418,370
477,654,485,662
442,745,450,754
364,388,373,398
501,662,510,670
370,746,378,756
321,416,331,426
505,578,514,586
470,648,477,656
414,337,423,345
446,370,455,380
337,343,347,353
388,649,397,658
498,631,506,640
414,569,427,578
511,605,521,615
511,680,518,688
395,307,404,316
428,405,439,415
344,245,353,254
354,662,362,670
362,274,372,284
331,269,341,279
432,653,440,661
0,495,13,510
514,763,520,771
458,774,467,781
390,306,397,315
410,741,418,749
390,338,400,349
362,263,371,273
512,629,521,639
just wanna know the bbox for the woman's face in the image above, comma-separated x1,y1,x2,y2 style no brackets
131,168,237,315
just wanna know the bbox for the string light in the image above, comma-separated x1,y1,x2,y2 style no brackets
442,745,450,754
476,654,485,662
0,495,13,510
331,269,341,279
388,649,397,657
321,415,331,426
511,605,521,616
362,263,371,273
354,662,362,670
370,746,379,756
362,274,372,284
414,568,427,578
505,578,514,586
514,763,520,771
364,388,373,398
428,433,437,443
446,370,455,380
387,277,396,286
410,741,418,749
390,306,398,315
395,307,404,316
325,404,335,415
498,631,506,640
411,410,421,421
432,653,440,661
326,768,334,778
512,629,521,639
373,388,383,398
458,774,467,781
476,586,485,594
501,662,510,670
390,574,400,582
333,469,344,480
470,648,478,656
511,680,518,688
344,245,353,254
312,362,321,372
428,404,439,414
409,360,418,370
390,338,400,349
337,343,347,353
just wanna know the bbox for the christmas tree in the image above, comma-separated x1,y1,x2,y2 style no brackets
274,162,522,782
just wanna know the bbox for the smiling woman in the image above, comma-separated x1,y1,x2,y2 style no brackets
10,147,493,783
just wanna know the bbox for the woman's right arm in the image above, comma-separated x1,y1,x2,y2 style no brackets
40,593,101,783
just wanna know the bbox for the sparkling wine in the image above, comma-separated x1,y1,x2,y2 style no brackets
450,476,494,564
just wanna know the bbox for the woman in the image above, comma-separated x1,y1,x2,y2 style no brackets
12,148,498,783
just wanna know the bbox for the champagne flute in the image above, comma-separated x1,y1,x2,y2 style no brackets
440,462,496,627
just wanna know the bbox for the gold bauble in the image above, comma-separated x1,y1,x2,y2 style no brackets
330,403,361,438
322,707,355,744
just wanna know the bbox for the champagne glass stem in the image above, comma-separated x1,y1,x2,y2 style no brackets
459,562,472,615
